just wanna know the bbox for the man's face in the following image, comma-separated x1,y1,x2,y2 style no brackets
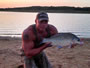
36,19,48,31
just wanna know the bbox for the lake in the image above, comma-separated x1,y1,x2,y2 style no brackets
0,11,90,38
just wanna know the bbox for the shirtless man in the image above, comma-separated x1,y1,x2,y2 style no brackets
22,12,58,68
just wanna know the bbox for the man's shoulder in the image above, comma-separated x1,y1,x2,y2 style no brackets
48,24,57,31
22,24,35,41
23,24,35,34
48,24,56,28
48,24,58,34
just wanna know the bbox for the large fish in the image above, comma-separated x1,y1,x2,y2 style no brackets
41,33,83,48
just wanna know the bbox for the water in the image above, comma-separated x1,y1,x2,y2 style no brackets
0,11,90,38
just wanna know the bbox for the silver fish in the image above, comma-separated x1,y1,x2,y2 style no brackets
41,33,83,48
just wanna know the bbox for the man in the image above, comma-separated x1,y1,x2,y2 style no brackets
22,12,58,68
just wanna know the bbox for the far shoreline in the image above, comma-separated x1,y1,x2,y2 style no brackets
0,10,90,14
0,6,90,14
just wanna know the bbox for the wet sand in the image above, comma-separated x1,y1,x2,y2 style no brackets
0,37,90,68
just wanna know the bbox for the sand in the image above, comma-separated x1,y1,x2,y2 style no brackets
0,37,90,68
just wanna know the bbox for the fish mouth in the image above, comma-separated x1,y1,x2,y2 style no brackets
79,41,84,45
80,38,84,45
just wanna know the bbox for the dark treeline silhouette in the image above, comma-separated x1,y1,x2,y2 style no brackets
0,6,90,13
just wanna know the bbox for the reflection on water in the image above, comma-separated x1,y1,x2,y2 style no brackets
0,11,90,38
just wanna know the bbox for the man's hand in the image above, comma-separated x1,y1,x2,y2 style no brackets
70,44,77,48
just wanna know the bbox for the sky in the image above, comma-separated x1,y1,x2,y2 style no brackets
0,0,90,8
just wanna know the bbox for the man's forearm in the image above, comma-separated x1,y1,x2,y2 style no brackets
26,44,47,58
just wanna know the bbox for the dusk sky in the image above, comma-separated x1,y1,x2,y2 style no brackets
0,0,90,8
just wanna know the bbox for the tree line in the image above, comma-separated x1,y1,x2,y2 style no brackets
0,6,90,13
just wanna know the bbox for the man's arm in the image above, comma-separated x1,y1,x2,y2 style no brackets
22,33,51,59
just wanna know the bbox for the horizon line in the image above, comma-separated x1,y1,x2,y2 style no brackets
0,5,90,9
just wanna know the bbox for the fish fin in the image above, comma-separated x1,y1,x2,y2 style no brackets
68,45,72,48
68,44,77,48
57,46,63,49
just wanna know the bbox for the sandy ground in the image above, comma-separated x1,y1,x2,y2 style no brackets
0,37,90,68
